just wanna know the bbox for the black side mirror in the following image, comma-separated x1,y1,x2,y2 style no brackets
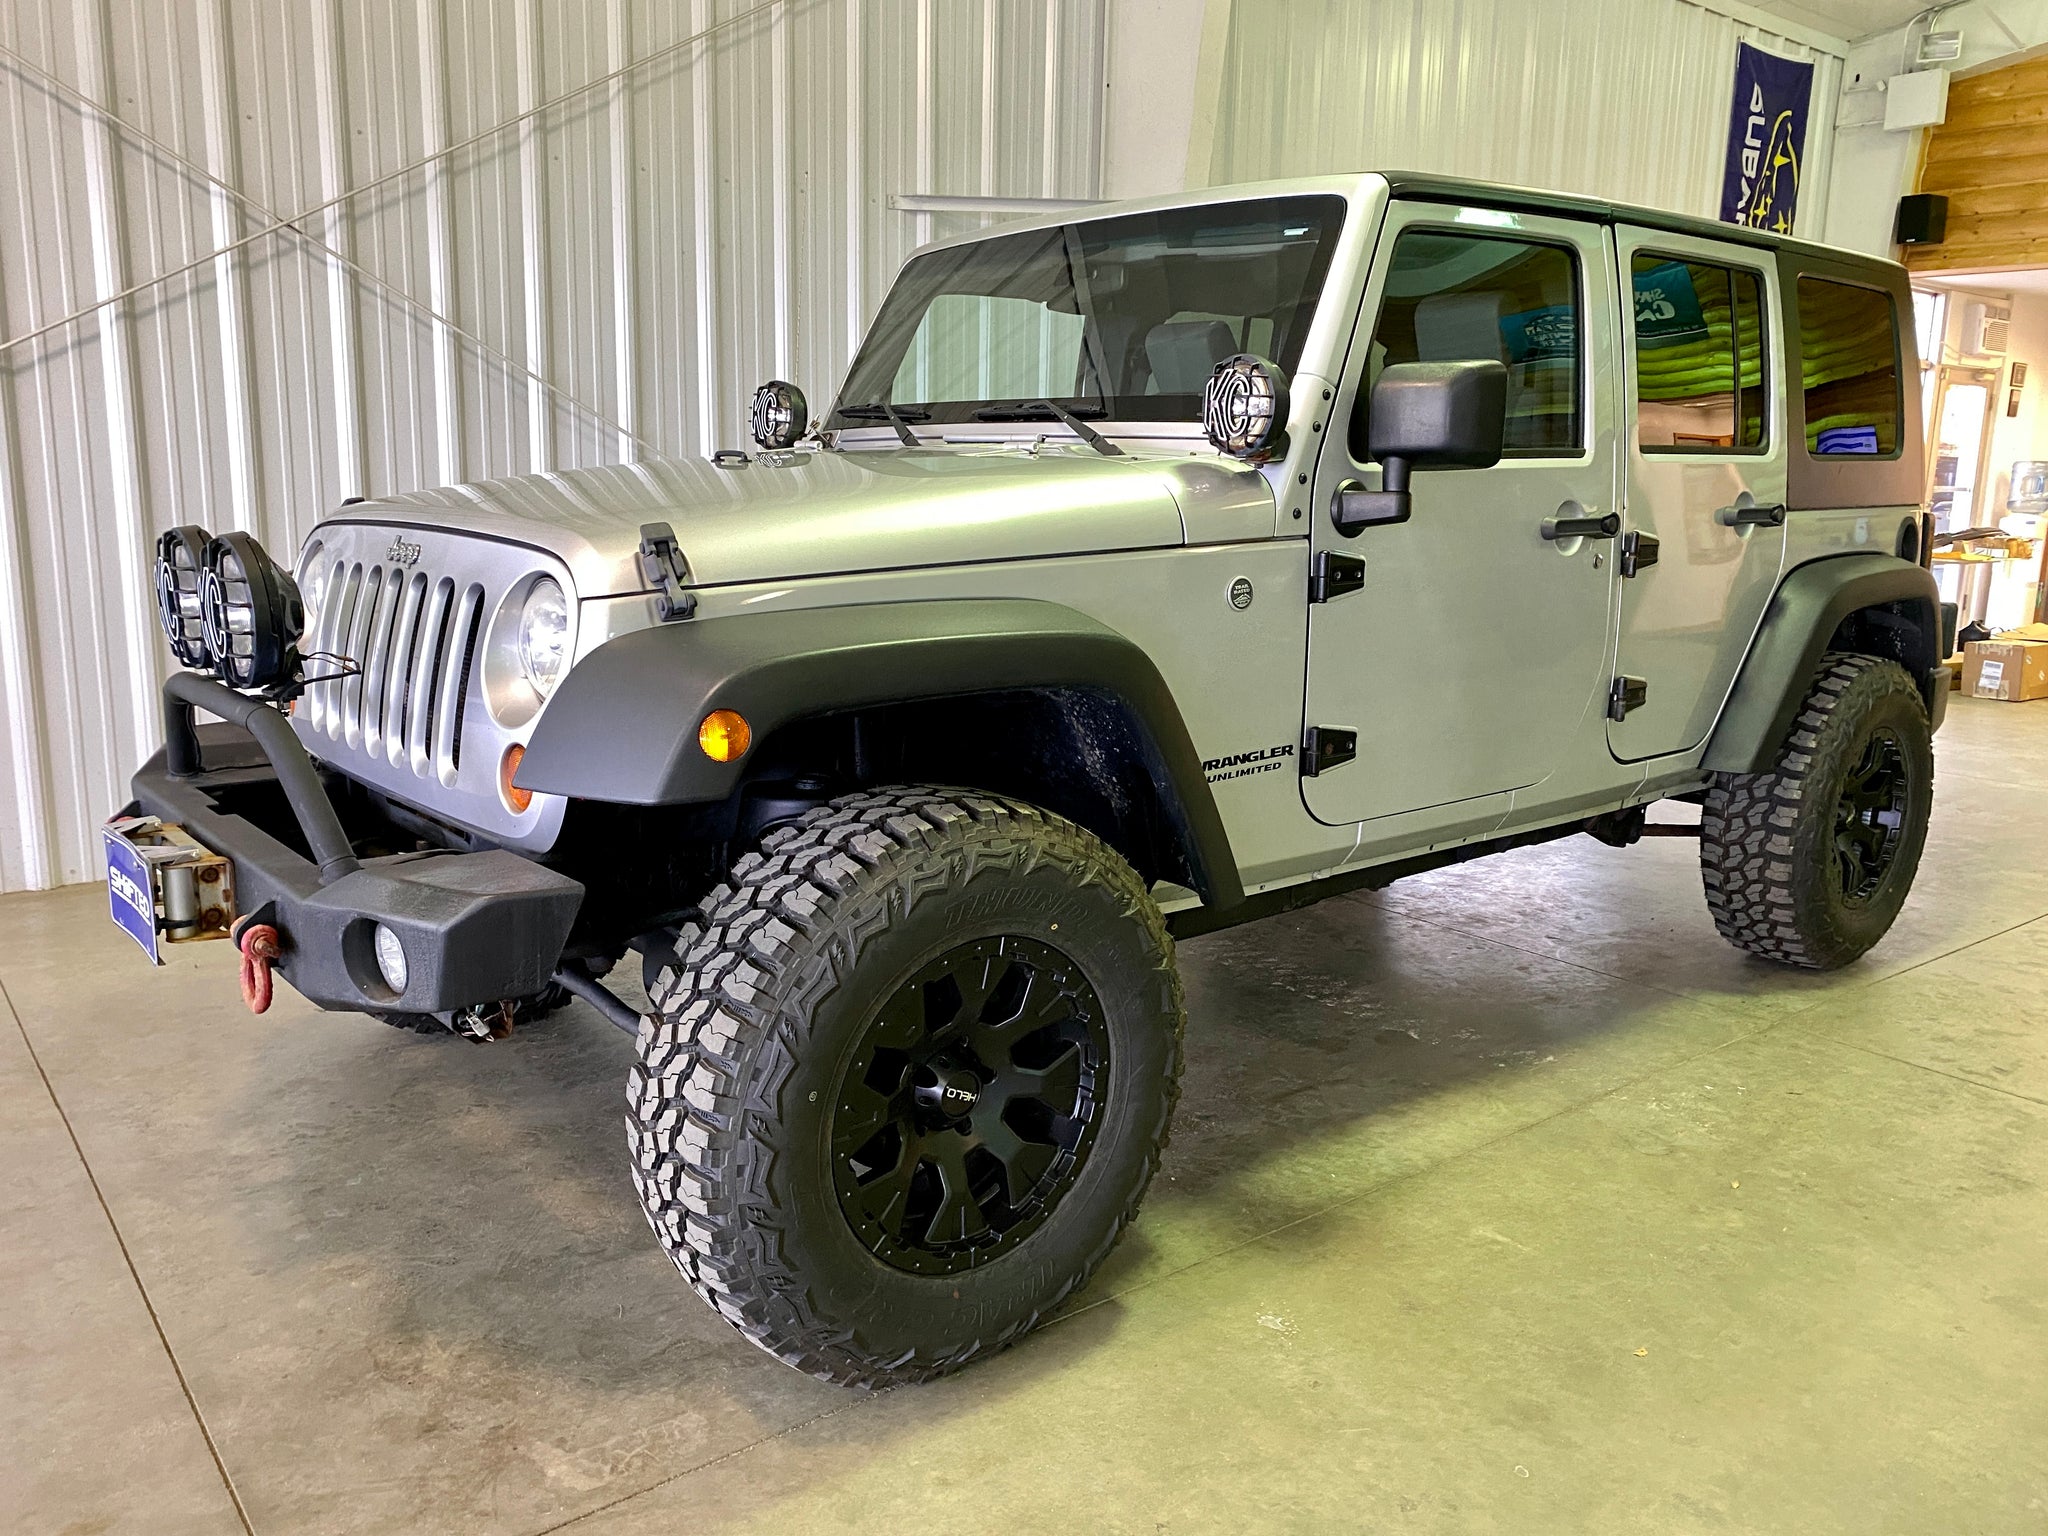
1333,360,1509,535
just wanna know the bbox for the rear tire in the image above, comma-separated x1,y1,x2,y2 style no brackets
628,787,1184,1387
1701,653,1933,969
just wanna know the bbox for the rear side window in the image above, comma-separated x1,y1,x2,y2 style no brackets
1360,231,1582,459
1631,256,1767,453
1797,278,1902,457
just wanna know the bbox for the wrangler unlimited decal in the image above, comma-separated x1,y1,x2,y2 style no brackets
1203,742,1295,784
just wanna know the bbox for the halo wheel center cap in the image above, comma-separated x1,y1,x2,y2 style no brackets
913,1062,981,1119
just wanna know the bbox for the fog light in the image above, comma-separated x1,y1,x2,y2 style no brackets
373,924,408,994
698,708,751,763
499,743,533,813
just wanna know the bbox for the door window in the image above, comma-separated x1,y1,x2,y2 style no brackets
1356,231,1582,459
1797,278,1903,457
1631,256,1768,453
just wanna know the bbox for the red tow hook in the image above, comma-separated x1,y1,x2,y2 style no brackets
231,915,282,1014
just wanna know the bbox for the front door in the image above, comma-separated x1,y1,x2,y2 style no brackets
1607,227,1788,761
1302,203,1620,827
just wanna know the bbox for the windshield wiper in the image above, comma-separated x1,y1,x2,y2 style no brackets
836,400,926,447
971,400,1126,458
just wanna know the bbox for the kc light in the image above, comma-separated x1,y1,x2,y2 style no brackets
750,379,808,450
1201,354,1290,461
200,531,305,691
518,576,569,696
154,525,214,668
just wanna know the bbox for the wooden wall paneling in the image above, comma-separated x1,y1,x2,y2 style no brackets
1911,56,2048,273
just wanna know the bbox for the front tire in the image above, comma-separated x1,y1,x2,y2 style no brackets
1701,653,1933,969
629,788,1183,1387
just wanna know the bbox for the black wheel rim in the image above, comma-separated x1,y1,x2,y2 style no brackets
831,935,1109,1276
1832,727,1909,904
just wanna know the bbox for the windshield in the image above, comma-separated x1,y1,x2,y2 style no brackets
830,195,1348,430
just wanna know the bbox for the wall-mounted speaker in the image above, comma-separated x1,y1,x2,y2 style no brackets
1895,193,1948,246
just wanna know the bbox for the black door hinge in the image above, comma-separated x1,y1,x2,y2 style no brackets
1309,551,1366,603
638,521,697,622
1620,530,1660,578
1302,726,1357,776
1608,675,1648,722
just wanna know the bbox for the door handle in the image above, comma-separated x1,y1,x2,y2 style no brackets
1715,501,1787,527
1540,509,1620,541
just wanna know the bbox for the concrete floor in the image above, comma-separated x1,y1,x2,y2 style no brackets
5,693,2046,1536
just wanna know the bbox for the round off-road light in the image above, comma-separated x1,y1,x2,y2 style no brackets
200,531,304,691
1201,354,1290,460
154,525,215,668
698,709,751,763
499,743,533,814
373,924,408,994
750,379,808,451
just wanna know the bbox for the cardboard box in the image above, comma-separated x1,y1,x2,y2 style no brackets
1963,636,2048,701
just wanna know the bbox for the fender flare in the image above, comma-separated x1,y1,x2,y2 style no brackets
518,597,1244,909
1702,553,1941,775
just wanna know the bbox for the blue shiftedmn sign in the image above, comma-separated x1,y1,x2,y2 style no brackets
1720,42,1813,233
105,826,161,964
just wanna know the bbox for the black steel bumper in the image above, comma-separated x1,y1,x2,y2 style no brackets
131,672,583,1015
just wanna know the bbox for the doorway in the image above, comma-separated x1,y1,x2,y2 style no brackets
1926,364,1999,533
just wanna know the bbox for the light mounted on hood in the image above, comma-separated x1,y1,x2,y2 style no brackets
750,380,808,450
1202,354,1290,461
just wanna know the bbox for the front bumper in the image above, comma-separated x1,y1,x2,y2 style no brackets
131,674,583,1015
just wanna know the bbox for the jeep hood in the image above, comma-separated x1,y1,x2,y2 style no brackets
344,447,1271,597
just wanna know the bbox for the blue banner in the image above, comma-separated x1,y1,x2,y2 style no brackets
1720,42,1813,233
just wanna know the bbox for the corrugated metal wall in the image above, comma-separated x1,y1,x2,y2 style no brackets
0,0,1106,893
1201,0,1844,230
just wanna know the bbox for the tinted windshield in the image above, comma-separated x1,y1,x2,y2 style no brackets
830,195,1347,429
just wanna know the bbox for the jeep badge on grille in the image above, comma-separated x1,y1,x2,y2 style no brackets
386,535,422,567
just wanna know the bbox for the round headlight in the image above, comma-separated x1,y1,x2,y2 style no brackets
1201,354,1291,461
296,541,328,637
154,525,214,669
750,379,808,451
517,577,569,696
200,531,305,691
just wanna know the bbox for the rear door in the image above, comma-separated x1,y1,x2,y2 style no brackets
1301,203,1620,827
1608,228,1787,759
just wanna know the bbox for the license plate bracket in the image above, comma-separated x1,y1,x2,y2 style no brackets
104,817,237,965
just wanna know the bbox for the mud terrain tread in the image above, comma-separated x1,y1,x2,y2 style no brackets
627,786,1182,1387
1700,652,1928,969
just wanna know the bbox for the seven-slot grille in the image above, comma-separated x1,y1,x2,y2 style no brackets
302,555,485,789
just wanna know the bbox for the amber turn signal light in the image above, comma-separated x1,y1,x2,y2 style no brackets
698,708,751,762
499,743,533,813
